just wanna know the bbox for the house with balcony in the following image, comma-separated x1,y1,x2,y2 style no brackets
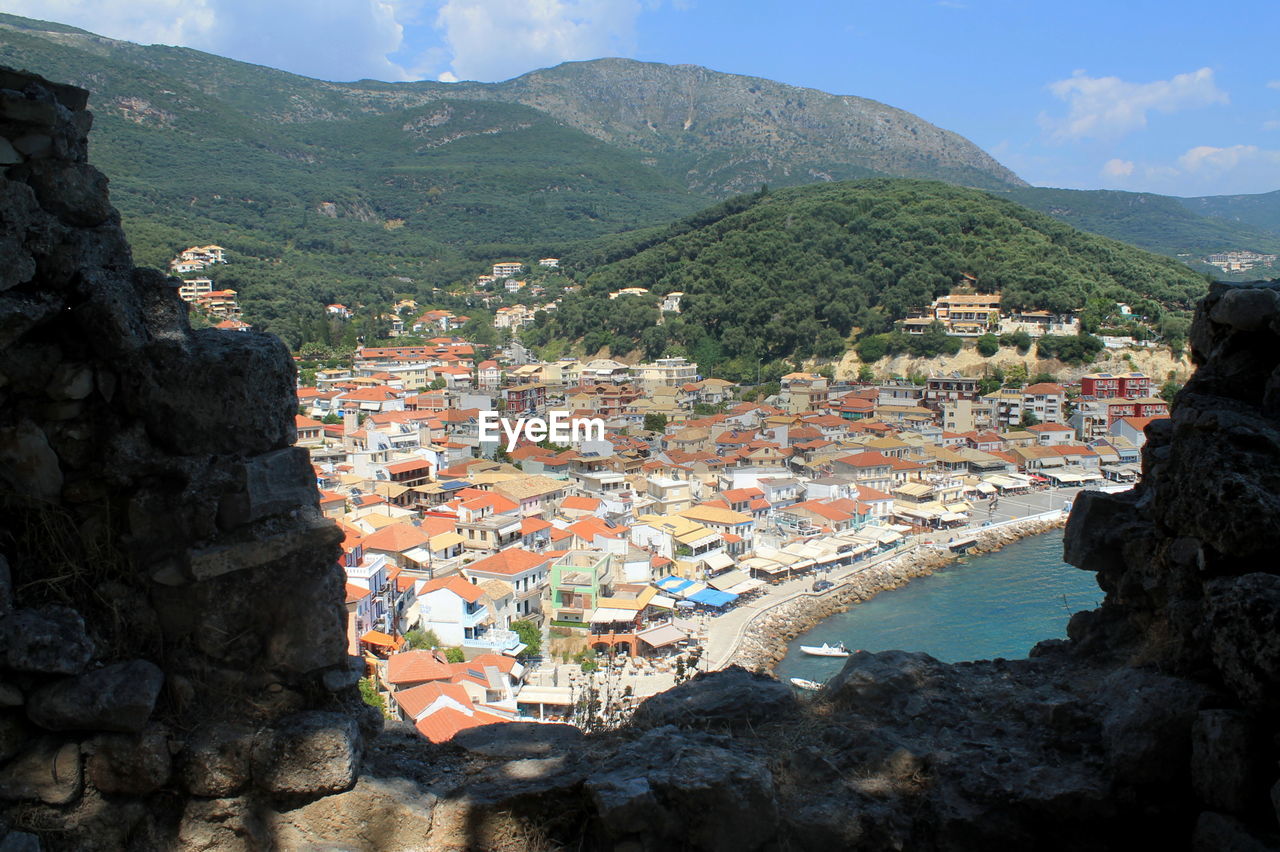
454,490,524,552
1080,372,1151,400
414,576,490,646
463,548,554,621
1021,382,1067,424
677,504,753,555
547,550,612,626
629,514,724,565
636,356,698,390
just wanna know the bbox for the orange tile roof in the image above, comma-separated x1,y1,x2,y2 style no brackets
560,495,601,512
386,650,453,685
414,706,508,743
394,681,471,718
837,451,894,468
384,458,433,475
520,517,552,534
464,549,551,577
345,583,370,604
362,523,430,553
418,575,487,603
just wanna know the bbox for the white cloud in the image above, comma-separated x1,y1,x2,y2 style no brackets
1101,158,1134,177
432,0,645,82
1268,80,1280,90
0,0,424,81
1178,144,1269,173
1040,67,1228,142
0,0,218,46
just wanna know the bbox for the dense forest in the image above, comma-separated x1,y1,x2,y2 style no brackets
525,180,1208,376
1001,187,1280,270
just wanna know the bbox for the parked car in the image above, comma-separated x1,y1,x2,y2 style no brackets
812,579,834,592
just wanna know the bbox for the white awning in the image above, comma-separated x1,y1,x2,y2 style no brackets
727,578,766,595
636,623,687,648
700,552,735,572
590,607,638,624
649,595,678,609
707,570,750,591
974,482,997,495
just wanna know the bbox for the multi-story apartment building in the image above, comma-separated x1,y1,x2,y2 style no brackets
1080,372,1151,400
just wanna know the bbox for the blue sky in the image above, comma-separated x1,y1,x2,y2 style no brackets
5,0,1280,196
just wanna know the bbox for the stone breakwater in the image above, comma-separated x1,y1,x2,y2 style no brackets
728,516,1069,672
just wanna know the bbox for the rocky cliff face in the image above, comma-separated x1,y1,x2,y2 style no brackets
1,65,1278,850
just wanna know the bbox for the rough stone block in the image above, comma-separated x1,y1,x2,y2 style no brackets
27,660,163,733
178,797,266,852
140,329,296,457
12,160,112,227
631,665,797,731
1205,574,1280,707
1,607,93,675
1097,668,1213,786
1192,811,1274,852
1209,286,1280,333
189,513,340,581
86,726,171,795
216,446,318,529
0,419,62,503
251,711,362,796
0,737,82,805
1191,709,1262,814
179,722,255,798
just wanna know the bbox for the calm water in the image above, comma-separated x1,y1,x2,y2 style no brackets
775,532,1103,683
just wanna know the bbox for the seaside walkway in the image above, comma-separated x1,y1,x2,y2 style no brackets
701,494,1079,671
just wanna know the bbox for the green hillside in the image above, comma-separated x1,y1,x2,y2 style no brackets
1000,187,1280,274
1180,190,1280,237
531,180,1207,370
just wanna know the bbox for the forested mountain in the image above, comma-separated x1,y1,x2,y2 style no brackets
528,180,1207,372
0,13,1020,261
1180,189,1280,237
1000,187,1280,264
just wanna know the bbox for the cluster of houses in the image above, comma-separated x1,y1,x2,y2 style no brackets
293,335,1168,741
1204,250,1277,274
901,291,1080,337
169,245,250,331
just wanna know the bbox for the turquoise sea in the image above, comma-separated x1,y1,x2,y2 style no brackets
774,532,1104,683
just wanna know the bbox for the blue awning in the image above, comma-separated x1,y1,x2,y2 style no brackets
655,576,694,594
687,589,737,608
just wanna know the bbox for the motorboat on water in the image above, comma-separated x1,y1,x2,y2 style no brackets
799,641,852,657
789,678,823,691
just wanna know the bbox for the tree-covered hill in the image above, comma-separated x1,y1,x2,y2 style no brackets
0,12,1024,263
1000,187,1280,272
1180,189,1280,238
529,180,1207,371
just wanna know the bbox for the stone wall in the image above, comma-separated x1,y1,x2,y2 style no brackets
0,67,374,848
3,64,1280,850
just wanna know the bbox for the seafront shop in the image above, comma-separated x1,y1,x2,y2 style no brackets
740,525,904,583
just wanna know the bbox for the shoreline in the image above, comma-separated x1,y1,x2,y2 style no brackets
723,515,1070,673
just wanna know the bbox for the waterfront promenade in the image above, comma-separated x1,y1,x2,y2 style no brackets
700,485,1085,671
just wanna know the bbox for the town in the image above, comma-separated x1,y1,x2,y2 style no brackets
282,295,1171,742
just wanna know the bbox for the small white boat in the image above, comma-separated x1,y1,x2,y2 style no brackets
789,678,823,691
799,642,851,658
